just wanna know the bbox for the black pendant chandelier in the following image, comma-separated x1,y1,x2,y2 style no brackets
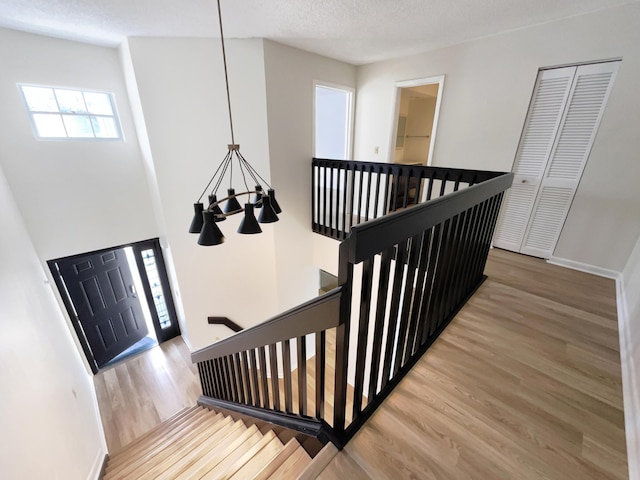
189,0,281,246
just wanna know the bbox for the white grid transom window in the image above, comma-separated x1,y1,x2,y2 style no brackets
18,84,123,140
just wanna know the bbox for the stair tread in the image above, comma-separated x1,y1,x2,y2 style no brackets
105,410,222,480
297,442,339,480
106,406,208,471
136,413,232,480
253,438,303,480
267,444,312,480
199,428,265,479
229,435,285,480
173,422,258,480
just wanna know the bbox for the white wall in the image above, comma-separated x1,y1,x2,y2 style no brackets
353,3,640,273
123,38,279,349
263,40,357,311
621,233,640,480
0,28,159,262
0,164,106,480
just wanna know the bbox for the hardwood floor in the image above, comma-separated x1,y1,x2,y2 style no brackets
319,249,627,480
94,336,201,454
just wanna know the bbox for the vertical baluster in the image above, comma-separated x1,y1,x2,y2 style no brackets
216,357,229,400
389,167,400,212
333,241,354,436
453,172,462,191
441,209,469,318
414,170,425,204
356,164,364,224
315,162,321,233
258,346,270,409
364,166,372,221
312,161,317,229
224,356,237,402
241,350,252,406
233,353,245,404
353,257,374,418
439,172,449,197
425,220,450,338
323,165,329,236
472,194,504,281
401,169,411,208
248,349,260,408
426,171,435,200
348,164,356,233
209,359,221,398
456,203,482,299
297,336,307,416
368,247,394,400
341,167,348,239
458,199,488,294
315,330,326,419
417,226,440,348
394,234,422,374
282,340,293,414
372,166,382,219
268,343,280,411
404,229,431,360
432,216,458,331
381,239,409,388
329,166,335,237
197,363,207,396
381,167,390,216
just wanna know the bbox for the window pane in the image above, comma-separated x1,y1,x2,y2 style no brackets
33,113,66,137
55,89,87,113
22,86,58,112
84,92,113,115
141,249,172,329
62,115,93,137
91,116,119,138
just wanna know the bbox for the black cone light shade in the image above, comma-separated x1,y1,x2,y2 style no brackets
208,194,226,222
237,203,262,234
198,211,225,245
224,188,242,213
268,189,282,214
258,195,279,223
189,203,205,233
253,185,263,208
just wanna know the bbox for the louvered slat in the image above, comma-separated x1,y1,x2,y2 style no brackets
522,187,573,252
493,184,538,248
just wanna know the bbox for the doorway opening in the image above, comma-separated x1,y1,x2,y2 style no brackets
314,82,354,160
48,238,180,373
392,76,444,166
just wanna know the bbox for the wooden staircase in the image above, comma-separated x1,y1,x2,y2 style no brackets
103,406,315,480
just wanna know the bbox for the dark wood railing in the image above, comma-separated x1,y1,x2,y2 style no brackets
207,316,243,332
312,158,503,240
192,159,513,449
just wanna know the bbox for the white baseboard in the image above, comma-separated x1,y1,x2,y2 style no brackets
547,256,620,279
616,277,640,480
87,447,107,480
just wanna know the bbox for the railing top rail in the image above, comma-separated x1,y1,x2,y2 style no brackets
343,172,513,264
312,158,504,184
191,286,343,363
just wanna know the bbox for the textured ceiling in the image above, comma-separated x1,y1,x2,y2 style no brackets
0,0,634,64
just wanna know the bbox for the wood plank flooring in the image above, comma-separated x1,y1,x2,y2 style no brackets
319,249,628,480
94,336,201,454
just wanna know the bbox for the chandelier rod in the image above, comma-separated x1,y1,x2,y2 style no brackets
216,0,235,145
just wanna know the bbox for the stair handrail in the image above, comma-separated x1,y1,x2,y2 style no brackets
191,287,342,363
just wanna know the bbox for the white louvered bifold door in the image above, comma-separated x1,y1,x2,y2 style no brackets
494,61,619,258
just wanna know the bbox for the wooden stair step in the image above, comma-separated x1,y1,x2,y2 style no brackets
266,442,312,479
253,438,305,480
106,406,207,471
151,417,242,480
136,414,233,480
199,428,266,479
105,410,222,480
228,435,285,480
297,442,339,480
173,422,258,480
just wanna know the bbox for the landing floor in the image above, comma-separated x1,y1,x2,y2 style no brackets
319,248,627,479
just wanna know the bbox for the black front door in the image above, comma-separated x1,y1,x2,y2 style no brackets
57,248,148,368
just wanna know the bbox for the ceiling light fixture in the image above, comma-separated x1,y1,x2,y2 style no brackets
189,0,281,246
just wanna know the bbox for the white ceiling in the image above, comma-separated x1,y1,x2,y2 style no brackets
0,0,634,65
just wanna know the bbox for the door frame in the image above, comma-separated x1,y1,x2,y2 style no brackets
48,238,180,374
389,75,445,166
